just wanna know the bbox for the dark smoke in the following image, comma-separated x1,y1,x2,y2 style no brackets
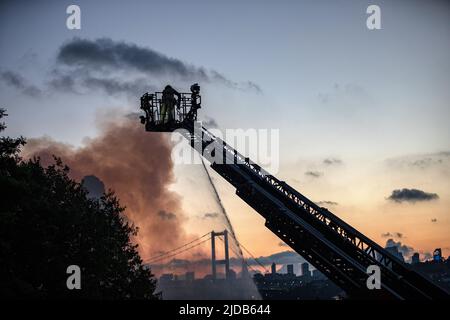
0,70,42,97
57,38,209,80
323,158,342,166
50,38,262,96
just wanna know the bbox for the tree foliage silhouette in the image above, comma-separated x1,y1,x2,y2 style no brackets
0,109,158,299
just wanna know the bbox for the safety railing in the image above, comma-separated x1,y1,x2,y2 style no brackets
140,91,201,127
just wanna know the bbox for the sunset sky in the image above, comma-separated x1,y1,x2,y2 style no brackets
1,0,449,270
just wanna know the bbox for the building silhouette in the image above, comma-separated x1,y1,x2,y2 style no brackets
301,262,310,277
287,264,294,275
271,262,276,275
385,246,405,262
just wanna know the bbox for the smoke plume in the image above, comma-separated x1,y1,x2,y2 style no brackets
23,117,196,261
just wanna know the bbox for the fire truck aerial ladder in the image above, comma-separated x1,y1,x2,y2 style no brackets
139,84,449,299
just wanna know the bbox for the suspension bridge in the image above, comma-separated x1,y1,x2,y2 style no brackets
145,230,267,278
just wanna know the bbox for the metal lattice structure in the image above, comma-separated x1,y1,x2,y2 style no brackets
139,85,449,299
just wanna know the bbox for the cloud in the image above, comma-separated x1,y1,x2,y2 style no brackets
323,158,342,166
57,37,209,80
82,76,154,97
318,83,369,106
202,117,219,128
252,251,307,267
410,158,438,169
202,212,219,219
240,81,262,94
385,239,415,260
51,37,261,96
124,112,143,121
381,232,403,239
385,151,450,170
0,70,42,97
209,71,262,94
387,188,439,203
48,72,76,92
316,200,338,206
4,38,261,100
305,171,323,178
48,66,156,98
422,252,433,260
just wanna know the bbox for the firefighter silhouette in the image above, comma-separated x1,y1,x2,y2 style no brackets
161,85,181,124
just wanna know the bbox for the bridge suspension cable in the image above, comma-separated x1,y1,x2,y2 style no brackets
234,239,269,273
146,237,211,264
217,233,269,274
144,232,211,263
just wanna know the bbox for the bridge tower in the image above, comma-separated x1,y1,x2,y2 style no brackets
211,230,230,280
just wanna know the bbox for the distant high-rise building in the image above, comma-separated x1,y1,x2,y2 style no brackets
385,246,405,262
287,264,294,275
301,262,310,277
185,272,195,281
241,260,249,278
81,175,105,199
271,262,276,275
411,252,420,264
433,248,443,263
160,273,174,281
312,269,326,280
